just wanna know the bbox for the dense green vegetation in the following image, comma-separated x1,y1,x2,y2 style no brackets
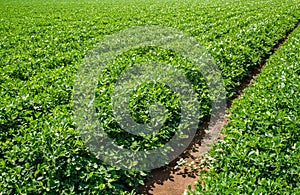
188,26,300,194
0,0,299,194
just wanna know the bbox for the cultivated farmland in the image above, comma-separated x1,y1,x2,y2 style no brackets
188,25,300,194
0,0,299,194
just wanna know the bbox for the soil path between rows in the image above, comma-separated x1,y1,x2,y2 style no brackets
138,20,300,195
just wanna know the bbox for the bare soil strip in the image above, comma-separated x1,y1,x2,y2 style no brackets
138,20,300,195
228,20,300,106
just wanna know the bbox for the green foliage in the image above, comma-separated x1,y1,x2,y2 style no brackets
188,26,300,194
94,46,210,151
0,0,299,194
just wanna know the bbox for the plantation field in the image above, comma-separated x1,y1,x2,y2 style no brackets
0,0,299,194
189,25,300,194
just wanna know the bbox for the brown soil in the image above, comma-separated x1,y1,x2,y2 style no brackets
138,120,226,195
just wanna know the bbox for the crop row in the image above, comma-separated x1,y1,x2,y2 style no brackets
188,25,300,194
0,0,299,194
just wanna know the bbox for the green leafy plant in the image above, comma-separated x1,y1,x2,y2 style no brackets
187,26,300,195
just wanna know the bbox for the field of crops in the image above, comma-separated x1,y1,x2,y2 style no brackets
188,25,300,194
1,0,299,194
